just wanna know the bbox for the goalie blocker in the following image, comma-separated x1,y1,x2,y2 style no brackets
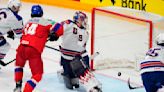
61,56,102,92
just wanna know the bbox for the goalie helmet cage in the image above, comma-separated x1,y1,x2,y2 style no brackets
90,7,164,70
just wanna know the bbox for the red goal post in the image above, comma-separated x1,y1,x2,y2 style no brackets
90,7,154,70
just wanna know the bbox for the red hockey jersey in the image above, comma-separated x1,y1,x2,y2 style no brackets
20,18,62,53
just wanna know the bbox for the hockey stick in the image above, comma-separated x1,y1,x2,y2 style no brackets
45,45,60,52
128,78,143,90
45,45,100,59
90,52,99,61
0,58,16,66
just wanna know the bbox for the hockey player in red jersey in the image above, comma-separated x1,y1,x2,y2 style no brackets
0,0,23,67
55,11,102,92
13,5,63,92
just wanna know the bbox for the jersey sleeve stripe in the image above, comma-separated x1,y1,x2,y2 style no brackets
51,23,63,36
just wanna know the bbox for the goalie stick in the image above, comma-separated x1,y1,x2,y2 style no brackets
0,58,16,66
128,78,143,90
90,52,99,61
45,45,100,59
45,45,60,52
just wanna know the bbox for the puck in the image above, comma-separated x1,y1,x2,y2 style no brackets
118,72,121,76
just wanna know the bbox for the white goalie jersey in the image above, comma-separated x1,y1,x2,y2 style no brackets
140,47,164,74
60,20,89,60
0,8,23,37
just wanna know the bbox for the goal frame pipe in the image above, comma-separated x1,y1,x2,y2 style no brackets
91,7,153,70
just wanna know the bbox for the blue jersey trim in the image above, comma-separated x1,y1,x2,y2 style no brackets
141,60,160,64
9,8,22,21
52,23,61,32
27,80,36,88
141,66,164,69
15,68,23,72
0,39,6,46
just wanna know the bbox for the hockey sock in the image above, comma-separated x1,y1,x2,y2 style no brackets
15,67,23,82
24,74,42,92
24,80,36,92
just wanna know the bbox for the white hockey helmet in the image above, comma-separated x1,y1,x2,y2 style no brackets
73,11,88,29
8,0,22,13
156,33,164,46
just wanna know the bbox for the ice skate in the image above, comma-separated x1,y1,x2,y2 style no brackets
89,86,102,92
13,87,21,92
71,78,79,88
13,81,22,92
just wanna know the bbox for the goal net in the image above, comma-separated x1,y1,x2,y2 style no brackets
90,7,164,70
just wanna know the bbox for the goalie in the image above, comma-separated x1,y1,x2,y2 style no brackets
140,33,164,92
53,11,102,92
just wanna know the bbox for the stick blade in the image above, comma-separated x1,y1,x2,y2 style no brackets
128,78,143,90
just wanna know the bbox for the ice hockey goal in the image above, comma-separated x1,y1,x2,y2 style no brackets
90,7,164,70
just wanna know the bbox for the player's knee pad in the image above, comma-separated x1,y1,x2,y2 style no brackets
70,56,87,77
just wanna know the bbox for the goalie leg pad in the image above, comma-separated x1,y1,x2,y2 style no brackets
71,78,79,88
57,69,79,88
70,57,87,77
79,70,102,92
63,75,73,89
61,57,76,78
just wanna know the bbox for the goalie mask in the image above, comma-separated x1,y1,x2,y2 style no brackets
156,33,164,46
73,11,88,29
8,0,22,13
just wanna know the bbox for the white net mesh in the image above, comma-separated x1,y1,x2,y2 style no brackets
91,7,164,70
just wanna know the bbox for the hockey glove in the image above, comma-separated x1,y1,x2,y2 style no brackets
48,32,59,41
7,31,14,40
